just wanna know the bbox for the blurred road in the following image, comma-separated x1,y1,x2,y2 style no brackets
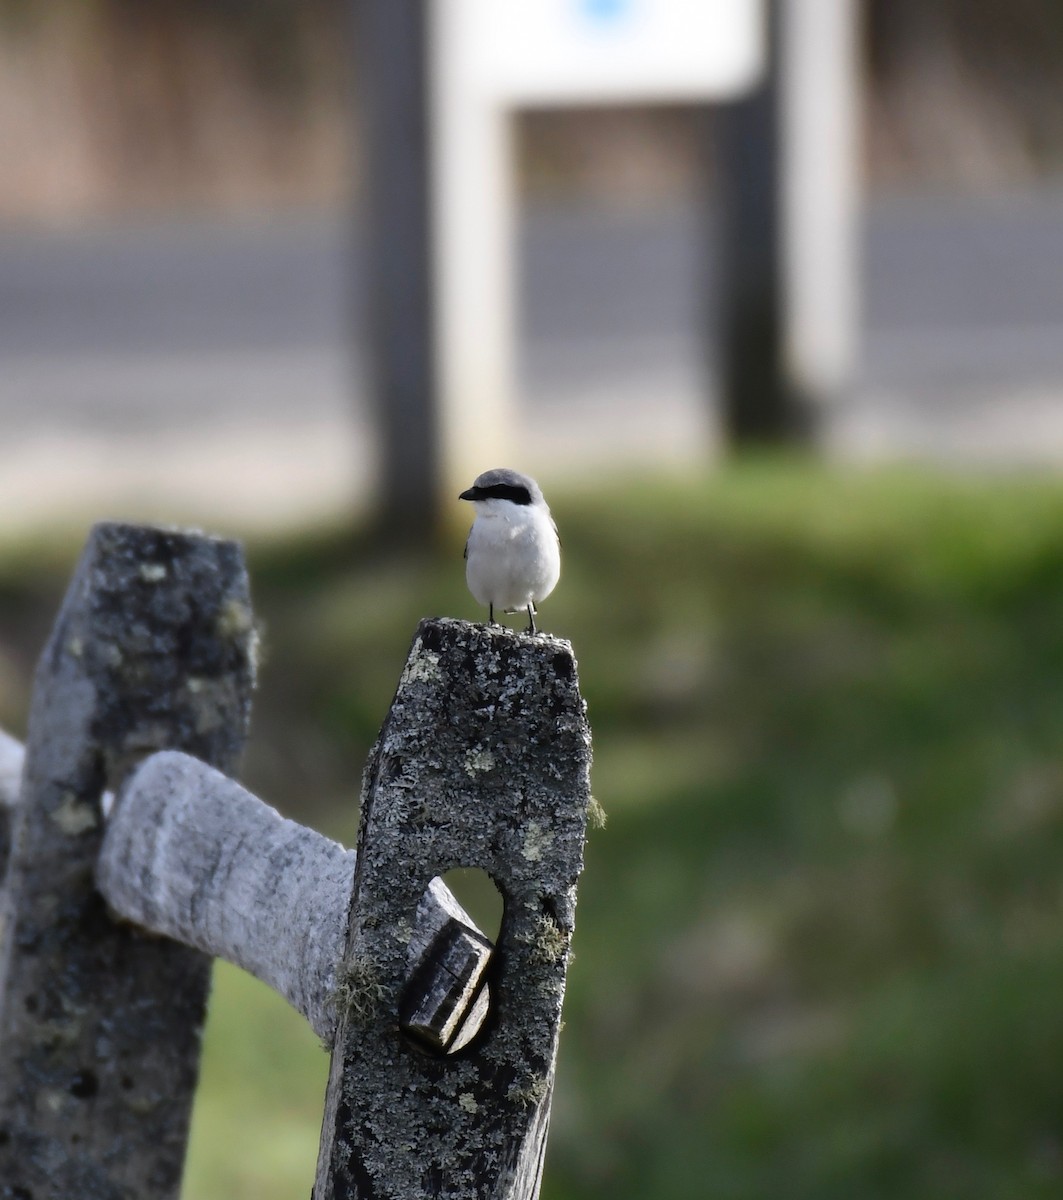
2,192,1062,531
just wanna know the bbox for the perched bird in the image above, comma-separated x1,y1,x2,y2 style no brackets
459,468,561,634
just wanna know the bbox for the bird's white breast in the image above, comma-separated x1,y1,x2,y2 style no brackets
465,499,560,611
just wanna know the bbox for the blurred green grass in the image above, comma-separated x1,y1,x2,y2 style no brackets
5,461,1063,1198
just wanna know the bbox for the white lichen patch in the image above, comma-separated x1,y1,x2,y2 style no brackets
66,636,84,659
587,795,607,830
463,748,495,777
526,914,569,965
40,1088,70,1115
458,1092,479,1114
522,821,554,863
190,681,230,734
216,597,253,640
138,562,168,583
332,956,386,1024
507,1075,549,1108
402,647,441,687
49,791,98,837
125,1091,165,1116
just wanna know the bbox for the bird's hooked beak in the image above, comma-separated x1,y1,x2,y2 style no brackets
458,486,482,502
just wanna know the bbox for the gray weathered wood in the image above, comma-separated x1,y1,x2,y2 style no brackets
315,617,592,1200
99,750,352,1042
0,522,255,1200
399,883,493,1055
97,750,490,1046
1,734,117,895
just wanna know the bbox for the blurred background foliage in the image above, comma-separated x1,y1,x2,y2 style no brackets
5,463,1063,1196
3,0,1063,220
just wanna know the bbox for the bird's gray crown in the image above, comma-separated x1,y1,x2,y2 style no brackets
459,467,544,507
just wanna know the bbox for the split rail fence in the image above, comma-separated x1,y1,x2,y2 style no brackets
0,522,592,1199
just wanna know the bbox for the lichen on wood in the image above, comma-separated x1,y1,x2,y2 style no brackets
0,523,256,1200
314,617,592,1200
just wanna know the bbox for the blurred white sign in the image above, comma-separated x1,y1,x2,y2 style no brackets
428,0,768,494
450,0,765,105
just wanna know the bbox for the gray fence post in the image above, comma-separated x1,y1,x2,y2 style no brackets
0,522,255,1199
315,617,592,1199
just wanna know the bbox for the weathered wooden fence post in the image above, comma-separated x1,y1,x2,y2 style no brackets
315,617,592,1199
0,522,255,1199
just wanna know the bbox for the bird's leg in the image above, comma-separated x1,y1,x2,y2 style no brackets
525,604,537,635
488,604,496,625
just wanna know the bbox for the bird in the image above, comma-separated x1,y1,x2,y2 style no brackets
459,468,561,634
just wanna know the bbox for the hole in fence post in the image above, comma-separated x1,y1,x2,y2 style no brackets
439,868,503,947
401,869,503,1057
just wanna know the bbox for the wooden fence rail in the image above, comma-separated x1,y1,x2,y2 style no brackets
0,522,592,1199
